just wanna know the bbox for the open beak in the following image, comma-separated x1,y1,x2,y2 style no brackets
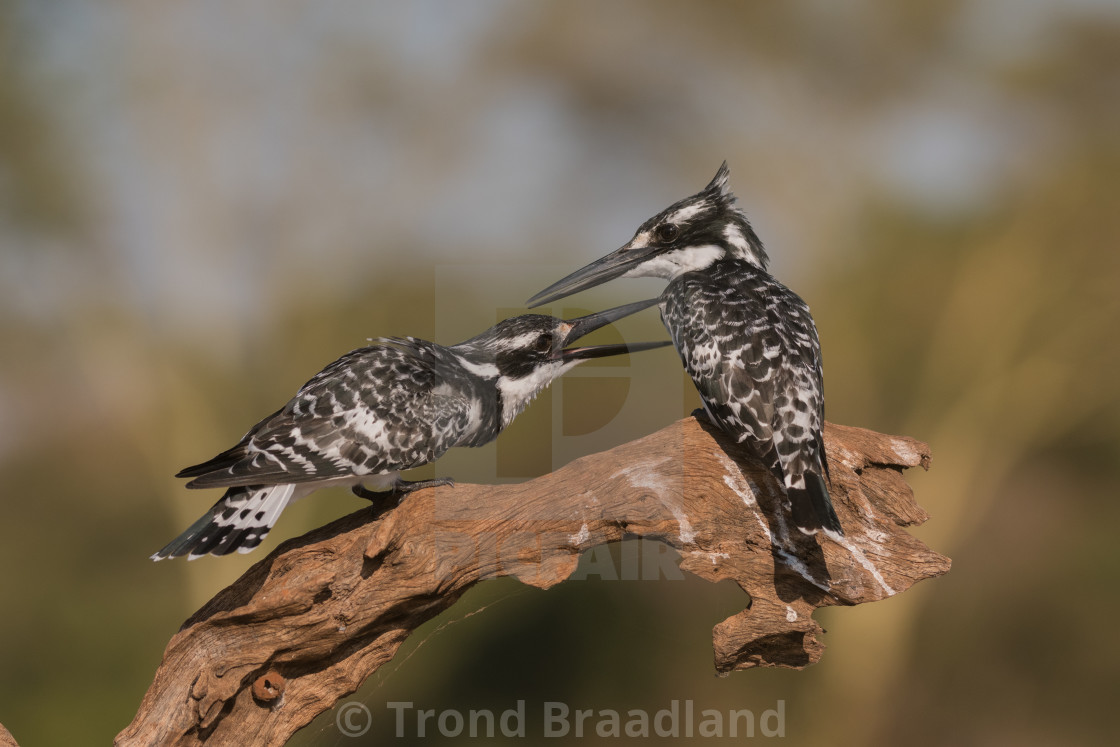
527,240,655,308
557,298,671,362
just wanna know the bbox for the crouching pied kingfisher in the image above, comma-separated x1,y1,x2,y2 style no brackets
528,164,843,536
153,300,669,560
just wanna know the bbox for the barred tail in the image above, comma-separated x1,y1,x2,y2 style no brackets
787,470,843,536
151,484,296,561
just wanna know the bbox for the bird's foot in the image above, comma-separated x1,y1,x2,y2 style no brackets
351,477,456,505
392,476,456,495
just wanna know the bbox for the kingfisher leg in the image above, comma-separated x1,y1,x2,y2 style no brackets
352,485,392,502
351,477,455,503
392,477,456,495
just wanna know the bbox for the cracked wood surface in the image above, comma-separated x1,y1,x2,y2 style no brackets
117,415,949,746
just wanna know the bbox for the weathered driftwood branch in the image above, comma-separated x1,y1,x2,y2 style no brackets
117,415,949,746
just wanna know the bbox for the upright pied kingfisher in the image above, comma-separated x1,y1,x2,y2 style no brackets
153,300,669,560
528,164,842,536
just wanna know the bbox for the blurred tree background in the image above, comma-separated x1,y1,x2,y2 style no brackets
1,1,1117,745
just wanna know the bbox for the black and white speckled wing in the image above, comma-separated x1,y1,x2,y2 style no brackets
661,270,777,452
177,338,488,489
661,258,841,534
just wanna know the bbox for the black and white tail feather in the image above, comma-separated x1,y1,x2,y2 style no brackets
152,484,296,560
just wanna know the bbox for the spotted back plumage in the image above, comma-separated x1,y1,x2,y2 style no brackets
661,257,840,534
179,338,499,489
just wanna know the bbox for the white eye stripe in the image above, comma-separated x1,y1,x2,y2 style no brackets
626,231,651,250
509,332,544,349
667,201,710,224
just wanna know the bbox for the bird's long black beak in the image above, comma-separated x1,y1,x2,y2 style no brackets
557,298,670,361
527,242,656,308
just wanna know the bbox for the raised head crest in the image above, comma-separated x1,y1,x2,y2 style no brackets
704,161,732,199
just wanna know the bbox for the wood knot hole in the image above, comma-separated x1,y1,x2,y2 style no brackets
252,670,285,704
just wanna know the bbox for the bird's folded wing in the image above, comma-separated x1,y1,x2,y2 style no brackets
178,339,471,488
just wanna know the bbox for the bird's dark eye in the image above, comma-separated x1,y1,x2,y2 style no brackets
535,334,553,353
655,223,679,243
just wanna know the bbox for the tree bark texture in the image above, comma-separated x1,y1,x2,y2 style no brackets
117,415,949,745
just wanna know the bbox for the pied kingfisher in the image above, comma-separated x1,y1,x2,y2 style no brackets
528,164,842,536
153,300,668,560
